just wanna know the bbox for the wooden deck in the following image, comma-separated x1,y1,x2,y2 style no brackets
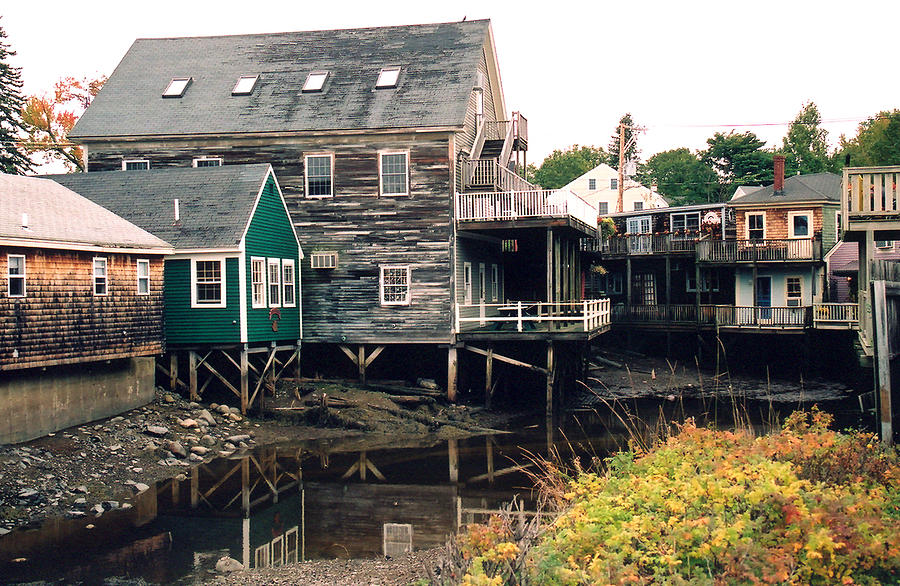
455,189,598,236
697,238,822,263
609,303,858,332
456,300,611,340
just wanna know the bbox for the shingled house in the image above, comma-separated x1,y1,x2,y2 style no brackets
68,20,608,404
48,164,301,412
1,174,171,443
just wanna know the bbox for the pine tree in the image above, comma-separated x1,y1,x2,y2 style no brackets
0,22,32,174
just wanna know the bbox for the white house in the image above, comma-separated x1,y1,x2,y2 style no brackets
563,163,668,215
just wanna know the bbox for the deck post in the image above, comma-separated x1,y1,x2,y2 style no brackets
448,438,459,483
485,346,494,409
665,256,671,306
546,341,556,420
295,340,302,381
358,345,366,384
190,468,199,509
872,280,894,444
626,257,632,308
169,353,178,392
188,350,198,401
447,346,458,402
241,457,250,517
240,344,249,414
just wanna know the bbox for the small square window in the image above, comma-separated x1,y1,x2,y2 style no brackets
376,66,401,89
137,259,150,295
123,159,150,171
193,157,223,167
232,75,258,96
588,178,597,190
93,257,108,296
380,265,410,305
302,71,328,93
163,77,191,98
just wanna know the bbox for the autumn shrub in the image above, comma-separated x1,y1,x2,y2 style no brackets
448,409,900,585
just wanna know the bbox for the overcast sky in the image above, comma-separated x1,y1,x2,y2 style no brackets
4,0,899,166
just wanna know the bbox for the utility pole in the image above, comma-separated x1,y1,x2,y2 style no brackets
617,123,626,213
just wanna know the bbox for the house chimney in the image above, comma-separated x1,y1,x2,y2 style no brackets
773,155,785,195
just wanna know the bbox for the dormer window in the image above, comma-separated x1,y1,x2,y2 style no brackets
232,75,258,96
375,66,401,89
302,71,328,93
163,77,192,98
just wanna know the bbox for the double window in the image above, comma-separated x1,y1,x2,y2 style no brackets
251,257,296,309
380,265,410,306
305,154,334,197
671,212,700,234
379,152,409,196
687,272,720,293
7,254,25,297
93,257,108,296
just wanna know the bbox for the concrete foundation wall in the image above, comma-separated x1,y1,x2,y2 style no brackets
0,357,156,445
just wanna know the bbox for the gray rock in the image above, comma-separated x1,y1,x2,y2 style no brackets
215,556,243,573
188,453,204,463
91,504,105,516
201,434,217,447
165,440,187,458
18,489,39,499
190,446,210,456
110,416,124,423
226,435,250,444
145,425,169,437
132,483,150,494
217,405,231,415
223,442,236,451
417,378,441,390
198,409,216,426
102,500,119,510
0,528,9,536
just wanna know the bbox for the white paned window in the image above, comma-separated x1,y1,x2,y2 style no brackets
671,212,700,234
375,66,401,88
93,257,108,296
194,259,223,306
162,77,191,97
380,265,410,306
789,211,812,238
137,259,150,295
610,178,618,190
597,202,609,215
633,201,643,211
193,157,223,167
282,259,296,307
379,152,408,196
491,264,499,301
122,159,150,171
305,154,333,197
747,213,765,240
310,252,337,269
251,257,266,308
268,259,281,307
302,71,328,92
232,75,258,95
786,276,802,306
588,178,597,190
7,254,25,297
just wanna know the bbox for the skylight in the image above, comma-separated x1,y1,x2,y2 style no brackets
302,71,328,93
163,77,192,98
232,75,259,96
375,66,401,89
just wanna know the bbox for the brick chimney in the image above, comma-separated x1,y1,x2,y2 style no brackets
773,155,785,195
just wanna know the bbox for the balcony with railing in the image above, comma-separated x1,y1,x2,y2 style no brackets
456,299,610,340
697,238,822,263
582,234,702,256
609,303,858,331
842,166,900,235
460,157,536,193
456,189,599,235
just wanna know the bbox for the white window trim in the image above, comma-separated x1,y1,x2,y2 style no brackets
463,262,472,305
193,157,223,167
162,77,191,98
788,211,813,239
191,258,227,308
786,275,803,306
304,153,334,198
136,259,150,296
746,212,766,240
232,75,259,96
375,66,401,89
267,258,281,308
588,178,597,191
380,264,411,306
250,256,266,308
302,71,329,93
478,263,486,302
122,159,150,171
7,254,25,298
310,251,338,269
491,264,499,302
378,151,409,196
282,259,296,308
93,257,108,296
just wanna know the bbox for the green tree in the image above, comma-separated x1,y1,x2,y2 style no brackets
531,144,607,189
701,131,774,201
839,110,900,167
0,22,31,174
781,101,831,175
640,148,719,205
606,113,640,169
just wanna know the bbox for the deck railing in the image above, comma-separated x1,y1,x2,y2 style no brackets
456,189,598,229
482,112,528,145
843,166,900,223
813,303,860,329
456,299,610,334
611,304,717,324
583,234,702,255
697,238,820,262
461,158,536,192
609,304,857,329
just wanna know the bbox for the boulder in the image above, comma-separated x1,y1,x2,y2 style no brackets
198,410,217,426
215,556,243,573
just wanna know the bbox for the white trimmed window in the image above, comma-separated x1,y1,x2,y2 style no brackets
93,257,108,296
491,264,499,301
610,178,618,190
633,201,643,211
7,254,25,297
232,75,258,96
136,259,150,295
282,259,296,307
162,77,191,97
478,263,486,302
380,265,410,306
302,71,328,93
193,157,223,167
375,66,401,89
463,262,472,304
310,252,337,269
251,257,266,308
788,211,812,239
379,152,408,196
876,240,893,249
305,154,334,197
268,259,281,307
122,159,150,171
192,259,225,307
786,276,802,306
747,212,765,240
588,178,597,190
597,202,609,215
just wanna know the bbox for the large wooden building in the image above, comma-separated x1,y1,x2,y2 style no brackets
0,174,171,443
68,20,610,403
48,164,301,412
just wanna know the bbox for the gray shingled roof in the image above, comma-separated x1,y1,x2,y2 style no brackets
44,164,275,250
729,173,840,205
0,174,170,250
70,20,490,139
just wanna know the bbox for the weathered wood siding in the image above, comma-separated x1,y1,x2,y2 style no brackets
735,206,825,241
88,132,454,344
458,51,499,156
164,257,241,345
0,248,164,370
244,175,301,343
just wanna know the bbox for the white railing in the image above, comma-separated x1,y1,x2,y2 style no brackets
455,299,610,333
813,303,860,329
462,158,536,192
456,189,599,230
697,239,820,262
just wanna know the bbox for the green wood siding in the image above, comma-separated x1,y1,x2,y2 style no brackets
822,203,839,252
164,257,241,345
244,175,301,342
